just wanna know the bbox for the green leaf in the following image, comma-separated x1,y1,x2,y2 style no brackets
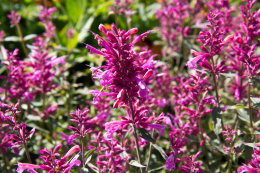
80,168,89,173
129,160,146,168
219,73,237,78
211,107,222,135
152,144,168,160
228,105,246,110
4,36,20,42
243,142,259,148
84,148,95,165
251,97,260,109
85,155,92,165
78,16,94,42
26,115,41,121
237,109,250,123
65,0,82,24
86,163,99,173
23,34,37,41
136,128,156,143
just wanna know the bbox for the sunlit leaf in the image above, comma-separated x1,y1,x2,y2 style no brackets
129,160,146,168
211,107,222,135
152,144,168,160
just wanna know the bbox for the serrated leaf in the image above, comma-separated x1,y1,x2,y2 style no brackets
237,109,250,123
251,97,260,109
136,128,156,143
129,160,146,168
80,168,89,173
152,144,168,160
24,34,37,41
4,36,20,42
211,107,222,135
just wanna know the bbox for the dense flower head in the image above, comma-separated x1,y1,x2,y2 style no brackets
1,49,34,102
39,6,56,23
39,6,56,40
86,24,155,106
7,10,21,28
68,108,91,139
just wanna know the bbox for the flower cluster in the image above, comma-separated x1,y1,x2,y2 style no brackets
87,23,154,107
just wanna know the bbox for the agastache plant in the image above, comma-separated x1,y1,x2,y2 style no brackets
86,23,156,172
3,102,34,163
68,108,91,168
229,0,260,130
7,11,28,56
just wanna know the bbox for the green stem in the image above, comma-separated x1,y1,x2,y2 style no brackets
145,129,155,172
81,136,85,168
17,129,32,163
15,24,28,57
247,83,254,130
227,155,233,173
128,97,144,173
210,57,224,130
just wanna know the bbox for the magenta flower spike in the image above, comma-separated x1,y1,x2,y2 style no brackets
86,24,155,106
7,10,21,28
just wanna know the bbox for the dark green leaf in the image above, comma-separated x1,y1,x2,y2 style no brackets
136,128,156,143
152,144,168,160
211,107,222,135
129,160,146,168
